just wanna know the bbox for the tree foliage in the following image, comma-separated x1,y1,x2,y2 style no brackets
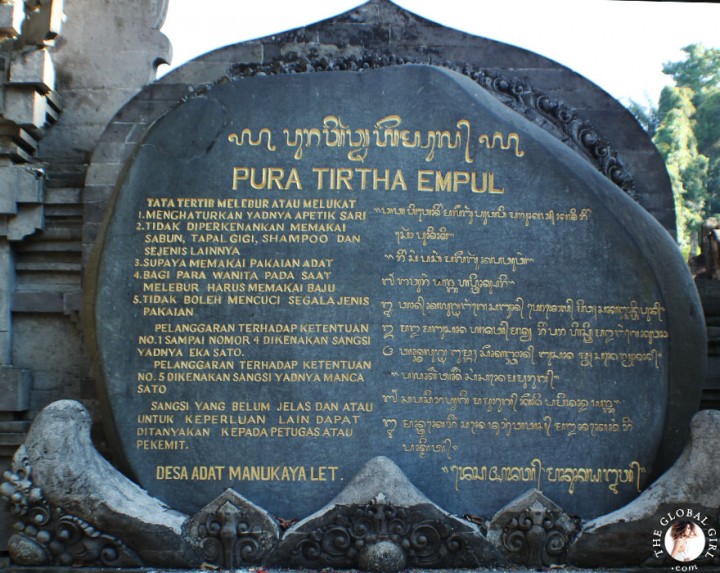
640,44,720,252
654,86,708,247
626,98,659,138
662,44,720,102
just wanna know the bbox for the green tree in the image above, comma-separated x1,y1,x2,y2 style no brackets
627,98,659,138
694,88,720,154
694,89,720,215
648,44,720,252
653,86,708,250
662,44,720,103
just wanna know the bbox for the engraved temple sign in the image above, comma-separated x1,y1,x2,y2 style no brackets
87,65,699,519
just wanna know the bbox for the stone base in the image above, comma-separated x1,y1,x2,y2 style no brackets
270,456,501,570
3,400,720,571
568,409,720,568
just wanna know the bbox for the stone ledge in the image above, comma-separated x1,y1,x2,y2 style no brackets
4,565,704,573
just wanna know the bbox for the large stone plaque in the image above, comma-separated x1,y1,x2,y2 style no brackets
88,65,701,519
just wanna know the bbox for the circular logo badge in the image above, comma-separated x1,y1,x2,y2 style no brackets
664,520,705,563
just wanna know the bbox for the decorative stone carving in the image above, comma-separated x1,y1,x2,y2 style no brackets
184,488,280,568
487,489,579,567
273,457,501,572
230,51,636,199
285,498,475,570
1,445,142,567
5,401,720,570
15,399,195,567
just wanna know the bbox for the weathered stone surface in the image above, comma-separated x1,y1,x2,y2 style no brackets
0,367,31,410
272,456,500,571
315,455,436,508
0,240,15,366
0,0,24,38
3,81,55,131
0,165,44,242
568,409,720,567
357,540,407,572
2,444,145,567
20,399,196,566
18,0,63,47
42,0,170,159
7,0,703,566
0,5,60,553
8,47,55,93
184,488,280,568
7,204,44,241
487,489,579,567
700,218,720,280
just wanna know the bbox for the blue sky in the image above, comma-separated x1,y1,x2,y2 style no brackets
161,0,720,106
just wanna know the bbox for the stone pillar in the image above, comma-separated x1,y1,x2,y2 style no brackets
0,239,13,365
0,235,31,436
0,223,32,559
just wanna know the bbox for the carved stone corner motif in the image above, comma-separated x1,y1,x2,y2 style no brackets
184,488,280,569
0,445,142,567
276,496,492,572
488,489,579,567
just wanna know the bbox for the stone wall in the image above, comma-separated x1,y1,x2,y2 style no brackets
0,0,170,560
0,0,712,564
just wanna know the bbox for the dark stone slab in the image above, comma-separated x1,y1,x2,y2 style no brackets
86,65,704,521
